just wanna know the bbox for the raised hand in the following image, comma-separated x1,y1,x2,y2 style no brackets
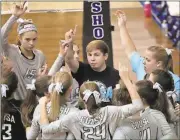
65,25,78,41
115,10,126,28
118,62,129,81
1,56,13,77
59,40,72,57
174,103,180,117
38,63,48,77
11,1,28,17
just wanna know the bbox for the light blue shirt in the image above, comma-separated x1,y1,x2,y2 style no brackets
130,51,180,101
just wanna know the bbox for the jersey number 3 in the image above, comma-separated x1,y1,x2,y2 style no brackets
2,124,12,139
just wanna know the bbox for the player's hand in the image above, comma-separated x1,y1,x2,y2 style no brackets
175,103,180,117
1,56,13,77
38,63,48,77
118,62,129,81
59,40,70,57
11,1,28,18
115,10,126,28
65,25,78,41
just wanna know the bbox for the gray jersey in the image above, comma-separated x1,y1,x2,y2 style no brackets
1,15,46,100
41,99,143,139
27,103,79,140
168,99,180,138
113,108,178,140
48,54,79,106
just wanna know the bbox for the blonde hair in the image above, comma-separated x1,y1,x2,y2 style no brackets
79,81,100,115
86,40,109,55
147,46,173,72
49,72,72,122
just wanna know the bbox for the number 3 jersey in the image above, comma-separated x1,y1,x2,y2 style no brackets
41,99,143,140
113,107,178,140
1,99,27,140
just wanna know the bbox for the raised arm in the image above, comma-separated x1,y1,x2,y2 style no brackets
48,54,64,76
27,117,40,140
115,10,137,58
1,15,17,47
1,3,27,52
117,63,143,117
64,29,79,73
48,39,69,75
26,105,41,140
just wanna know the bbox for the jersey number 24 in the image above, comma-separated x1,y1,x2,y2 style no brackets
82,124,106,140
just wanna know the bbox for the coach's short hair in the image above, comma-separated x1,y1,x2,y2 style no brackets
86,40,109,55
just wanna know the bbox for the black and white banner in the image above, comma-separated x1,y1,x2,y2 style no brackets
83,0,114,67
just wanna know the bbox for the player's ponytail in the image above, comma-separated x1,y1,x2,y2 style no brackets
48,72,72,122
80,81,101,115
136,80,171,123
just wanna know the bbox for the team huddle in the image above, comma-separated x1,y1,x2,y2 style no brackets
1,3,180,140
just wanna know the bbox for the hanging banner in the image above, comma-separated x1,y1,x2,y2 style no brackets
83,0,114,67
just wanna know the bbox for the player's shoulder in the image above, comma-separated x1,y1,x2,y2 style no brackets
106,65,119,73
143,108,165,122
33,49,45,58
69,106,79,112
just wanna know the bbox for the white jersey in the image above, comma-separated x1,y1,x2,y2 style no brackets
41,99,143,139
113,108,178,140
27,103,79,140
